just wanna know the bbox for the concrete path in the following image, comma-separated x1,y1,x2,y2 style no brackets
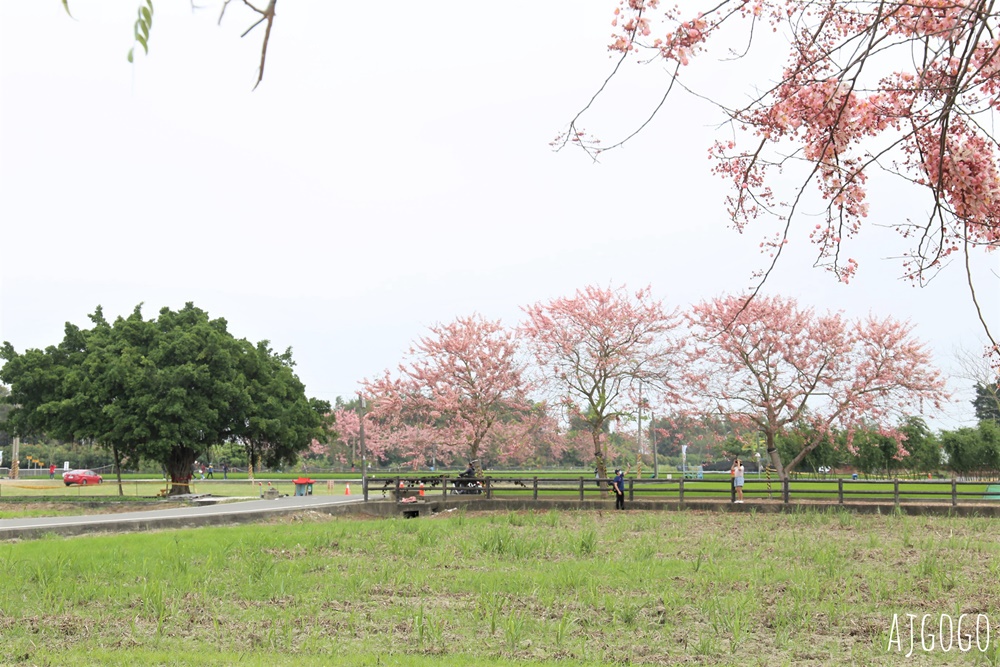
0,494,367,540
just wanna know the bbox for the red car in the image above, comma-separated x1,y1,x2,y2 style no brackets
62,469,102,486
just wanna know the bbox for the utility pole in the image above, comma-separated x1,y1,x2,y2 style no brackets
358,393,367,496
636,384,642,462
651,411,658,478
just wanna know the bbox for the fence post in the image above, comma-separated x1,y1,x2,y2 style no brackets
628,479,634,502
893,479,899,507
442,475,448,498
838,478,843,505
679,478,684,504
363,476,369,502
532,476,538,501
395,476,401,503
485,476,492,500
579,477,585,501
952,479,957,507
782,478,790,504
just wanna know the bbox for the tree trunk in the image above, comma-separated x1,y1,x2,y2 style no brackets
166,445,196,496
592,426,608,492
765,430,787,481
112,443,124,497
469,441,484,478
245,446,257,481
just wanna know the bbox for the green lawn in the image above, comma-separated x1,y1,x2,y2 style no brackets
1,508,999,665
1,472,992,505
376,474,993,504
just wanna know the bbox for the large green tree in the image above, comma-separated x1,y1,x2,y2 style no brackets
233,340,331,478
941,421,1000,478
973,382,1000,424
852,418,939,478
0,303,327,495
0,385,11,448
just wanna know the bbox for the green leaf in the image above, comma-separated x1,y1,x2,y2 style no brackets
136,33,148,54
140,6,152,26
61,0,73,18
139,20,149,41
127,47,134,63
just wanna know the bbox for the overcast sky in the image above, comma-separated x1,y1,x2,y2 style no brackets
1,2,996,430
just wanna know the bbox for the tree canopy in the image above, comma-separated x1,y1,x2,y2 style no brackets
521,284,688,480
941,420,1000,477
562,1,1000,354
365,315,535,469
687,294,948,479
973,382,1000,423
0,303,327,494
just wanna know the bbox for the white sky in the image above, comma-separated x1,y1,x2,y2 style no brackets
1,2,996,430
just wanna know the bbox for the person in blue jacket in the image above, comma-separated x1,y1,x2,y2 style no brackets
612,468,626,510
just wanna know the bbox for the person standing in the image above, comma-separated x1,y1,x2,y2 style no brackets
732,458,745,503
222,463,229,479
49,463,56,479
207,464,214,479
612,468,626,510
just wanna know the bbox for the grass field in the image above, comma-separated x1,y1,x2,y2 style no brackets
2,472,995,507
1,506,999,665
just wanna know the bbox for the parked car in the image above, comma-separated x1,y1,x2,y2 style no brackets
62,469,102,486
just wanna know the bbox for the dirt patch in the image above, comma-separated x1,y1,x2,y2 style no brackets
0,500,190,518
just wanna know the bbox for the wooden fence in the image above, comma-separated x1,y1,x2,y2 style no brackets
364,475,1000,507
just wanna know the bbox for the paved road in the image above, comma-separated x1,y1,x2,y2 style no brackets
0,495,367,539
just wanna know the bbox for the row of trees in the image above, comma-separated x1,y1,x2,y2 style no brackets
313,392,993,482
4,287,985,483
0,304,328,495
941,422,1000,479
351,285,948,481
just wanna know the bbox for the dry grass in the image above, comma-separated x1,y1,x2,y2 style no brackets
0,506,998,666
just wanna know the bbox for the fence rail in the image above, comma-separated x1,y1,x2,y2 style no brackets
365,475,1000,507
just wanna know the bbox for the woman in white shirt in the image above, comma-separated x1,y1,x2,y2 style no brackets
731,458,745,503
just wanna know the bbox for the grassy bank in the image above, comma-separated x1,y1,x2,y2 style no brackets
1,508,998,665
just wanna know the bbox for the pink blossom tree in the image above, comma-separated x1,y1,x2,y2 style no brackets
304,438,330,462
523,408,571,466
521,285,689,481
688,293,949,479
327,407,388,467
562,1,1000,353
364,314,534,469
331,408,360,465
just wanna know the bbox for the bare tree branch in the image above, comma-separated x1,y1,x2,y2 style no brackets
239,0,276,90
